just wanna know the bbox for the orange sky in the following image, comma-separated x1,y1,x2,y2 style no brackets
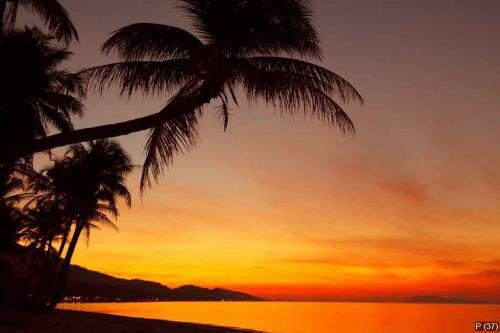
22,0,500,302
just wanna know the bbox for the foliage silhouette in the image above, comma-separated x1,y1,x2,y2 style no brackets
0,0,78,44
18,139,132,311
7,0,363,192
0,27,85,164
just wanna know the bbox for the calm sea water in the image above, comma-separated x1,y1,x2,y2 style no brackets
59,302,500,333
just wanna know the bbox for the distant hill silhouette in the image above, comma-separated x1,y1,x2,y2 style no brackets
65,265,262,302
409,295,476,304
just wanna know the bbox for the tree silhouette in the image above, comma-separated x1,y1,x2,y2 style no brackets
6,0,363,189
0,0,78,44
23,139,132,310
0,27,85,164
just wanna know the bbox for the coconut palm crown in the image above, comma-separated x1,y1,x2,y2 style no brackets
82,0,363,190
0,0,78,44
0,27,85,161
24,139,133,309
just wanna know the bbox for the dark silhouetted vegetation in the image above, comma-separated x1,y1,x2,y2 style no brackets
0,0,362,312
4,0,362,190
0,0,78,44
0,140,133,312
0,26,85,165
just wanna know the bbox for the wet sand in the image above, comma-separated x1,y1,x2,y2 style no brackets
0,308,260,333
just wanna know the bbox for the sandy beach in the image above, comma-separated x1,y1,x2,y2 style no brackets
0,309,259,333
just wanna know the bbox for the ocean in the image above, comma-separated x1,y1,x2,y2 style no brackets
59,301,500,333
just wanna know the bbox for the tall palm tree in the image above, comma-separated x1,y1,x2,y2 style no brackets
0,27,85,164
13,0,363,187
25,159,72,260
0,0,78,44
85,0,363,191
18,160,74,307
19,200,66,301
28,139,133,310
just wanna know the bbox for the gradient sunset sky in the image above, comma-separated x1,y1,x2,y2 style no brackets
22,0,500,302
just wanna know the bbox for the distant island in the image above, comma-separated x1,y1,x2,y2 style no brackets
63,265,263,302
408,295,478,304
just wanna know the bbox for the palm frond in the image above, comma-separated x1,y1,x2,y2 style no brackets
23,192,52,208
141,111,200,193
41,92,85,117
43,48,73,67
217,94,230,131
37,103,73,132
19,0,78,44
179,0,321,58
102,23,203,61
237,66,355,133
5,192,32,204
107,183,131,208
140,82,205,192
87,211,118,231
82,224,92,247
227,83,239,106
94,203,118,218
245,57,364,104
49,70,87,97
98,181,130,209
2,177,24,196
81,59,196,97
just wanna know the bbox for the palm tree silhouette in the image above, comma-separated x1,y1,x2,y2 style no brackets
19,200,66,301
88,0,363,190
11,0,363,188
26,139,132,310
0,27,85,164
21,202,65,255
0,0,78,44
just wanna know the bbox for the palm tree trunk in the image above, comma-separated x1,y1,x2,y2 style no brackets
21,244,40,301
8,81,221,160
32,237,54,305
41,224,70,306
21,238,48,301
44,222,84,311
51,225,70,276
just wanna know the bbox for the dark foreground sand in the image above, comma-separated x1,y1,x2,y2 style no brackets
0,309,260,333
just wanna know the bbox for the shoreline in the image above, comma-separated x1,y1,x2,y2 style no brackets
59,299,500,306
0,309,260,333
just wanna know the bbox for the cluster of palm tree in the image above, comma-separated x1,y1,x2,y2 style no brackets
1,140,132,311
0,0,132,311
1,0,362,311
